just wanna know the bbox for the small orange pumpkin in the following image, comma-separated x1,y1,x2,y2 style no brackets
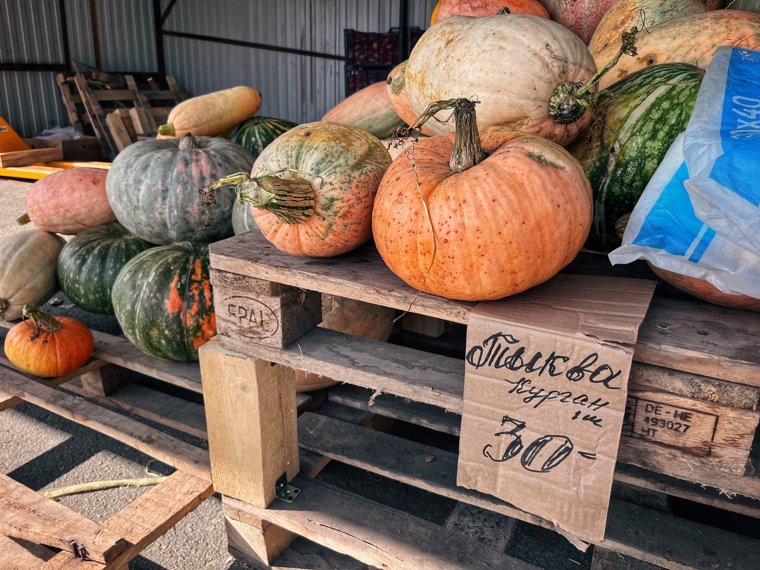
372,99,592,301
5,306,94,378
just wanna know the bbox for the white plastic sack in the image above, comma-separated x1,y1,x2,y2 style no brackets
682,47,760,256
609,134,760,299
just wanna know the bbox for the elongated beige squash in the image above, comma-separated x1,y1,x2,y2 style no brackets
595,10,760,89
158,86,262,137
0,231,64,322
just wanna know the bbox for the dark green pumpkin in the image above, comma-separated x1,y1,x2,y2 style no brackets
112,242,215,362
57,223,155,314
228,116,297,159
106,133,254,245
569,63,703,251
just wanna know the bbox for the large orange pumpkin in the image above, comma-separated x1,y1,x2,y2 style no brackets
203,122,392,257
5,306,94,378
430,0,549,24
372,99,592,301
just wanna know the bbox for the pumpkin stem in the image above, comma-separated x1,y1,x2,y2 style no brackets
496,7,511,14
400,98,484,172
548,28,639,125
178,132,197,149
157,123,176,137
22,304,62,341
16,213,30,225
199,171,316,225
0,298,9,318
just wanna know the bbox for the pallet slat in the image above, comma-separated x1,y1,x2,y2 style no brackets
0,535,55,569
211,231,760,384
91,330,202,393
224,478,538,570
296,412,760,568
0,473,129,564
43,470,213,569
0,366,210,479
220,327,465,411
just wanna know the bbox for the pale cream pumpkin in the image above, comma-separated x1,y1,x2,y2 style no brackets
405,15,598,146
0,231,64,322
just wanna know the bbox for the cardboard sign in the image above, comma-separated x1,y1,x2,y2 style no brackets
457,304,635,542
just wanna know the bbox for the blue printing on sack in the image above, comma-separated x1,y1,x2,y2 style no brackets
709,48,760,207
633,162,715,262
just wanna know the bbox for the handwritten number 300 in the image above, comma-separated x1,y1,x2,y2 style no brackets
482,416,574,473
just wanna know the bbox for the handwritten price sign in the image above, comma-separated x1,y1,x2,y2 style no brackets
457,312,633,542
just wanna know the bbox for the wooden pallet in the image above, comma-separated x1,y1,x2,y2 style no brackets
0,329,213,567
199,230,760,569
56,71,187,159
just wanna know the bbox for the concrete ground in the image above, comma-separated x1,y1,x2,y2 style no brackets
0,178,593,569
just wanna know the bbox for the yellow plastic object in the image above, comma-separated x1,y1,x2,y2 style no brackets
0,161,111,180
0,117,29,152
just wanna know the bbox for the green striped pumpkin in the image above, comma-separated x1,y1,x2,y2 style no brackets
57,223,155,315
112,242,215,362
569,63,704,251
228,116,297,159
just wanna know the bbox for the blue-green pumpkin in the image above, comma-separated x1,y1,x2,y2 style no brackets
106,133,254,245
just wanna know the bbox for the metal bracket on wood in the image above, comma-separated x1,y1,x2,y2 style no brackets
274,473,300,503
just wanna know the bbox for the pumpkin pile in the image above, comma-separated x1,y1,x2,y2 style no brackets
5,1,760,383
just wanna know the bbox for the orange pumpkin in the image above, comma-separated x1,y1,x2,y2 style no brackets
430,0,549,24
372,99,592,301
650,265,760,312
322,82,405,139
594,10,760,89
386,61,420,130
4,306,94,378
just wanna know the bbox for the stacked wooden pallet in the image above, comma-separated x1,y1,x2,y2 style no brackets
56,70,188,158
199,230,760,569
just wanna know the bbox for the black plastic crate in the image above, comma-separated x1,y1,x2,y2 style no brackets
343,27,423,96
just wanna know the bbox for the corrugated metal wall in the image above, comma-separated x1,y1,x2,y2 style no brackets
0,0,69,135
163,0,406,123
1,0,436,136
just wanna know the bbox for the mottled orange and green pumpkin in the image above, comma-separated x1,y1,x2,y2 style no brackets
5,307,94,378
209,122,392,257
111,242,215,361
